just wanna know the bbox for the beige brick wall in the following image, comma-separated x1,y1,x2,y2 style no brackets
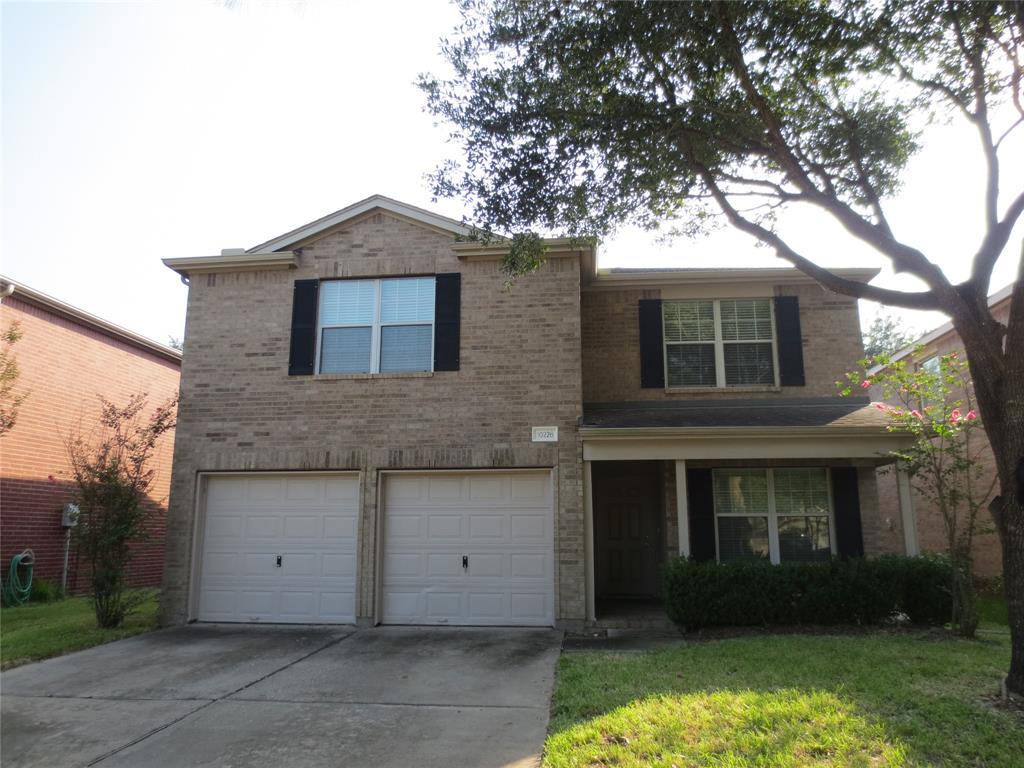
582,282,865,402
161,212,585,626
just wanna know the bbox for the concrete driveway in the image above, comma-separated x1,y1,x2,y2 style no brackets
0,625,563,768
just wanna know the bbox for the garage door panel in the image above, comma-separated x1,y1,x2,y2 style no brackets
426,592,462,617
427,475,464,501
197,473,358,624
427,515,462,538
321,553,356,577
468,515,503,538
324,516,356,539
509,514,547,540
468,475,504,500
245,516,280,538
510,593,549,620
427,553,468,577
248,478,285,502
382,470,553,627
283,516,320,539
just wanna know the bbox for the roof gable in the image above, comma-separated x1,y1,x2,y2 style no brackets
248,195,473,253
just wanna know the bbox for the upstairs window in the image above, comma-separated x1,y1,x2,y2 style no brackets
317,277,435,374
663,298,777,388
713,468,834,564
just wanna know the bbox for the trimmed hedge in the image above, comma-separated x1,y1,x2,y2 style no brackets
663,555,951,630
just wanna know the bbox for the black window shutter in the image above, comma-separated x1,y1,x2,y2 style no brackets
831,467,864,558
774,296,805,386
288,279,319,376
687,468,716,562
639,298,665,388
434,273,461,371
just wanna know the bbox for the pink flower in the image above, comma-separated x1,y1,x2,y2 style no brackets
910,410,923,420
893,409,904,417
966,410,978,421
874,402,888,411
950,408,962,424
860,380,872,388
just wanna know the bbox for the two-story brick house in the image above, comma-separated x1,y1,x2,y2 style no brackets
160,195,913,629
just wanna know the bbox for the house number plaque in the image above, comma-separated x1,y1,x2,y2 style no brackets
531,426,558,442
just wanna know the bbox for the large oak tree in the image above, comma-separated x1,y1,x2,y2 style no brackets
422,0,1024,692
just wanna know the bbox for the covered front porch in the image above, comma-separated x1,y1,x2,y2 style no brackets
580,398,916,627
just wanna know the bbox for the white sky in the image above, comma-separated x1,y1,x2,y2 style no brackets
3,0,1021,346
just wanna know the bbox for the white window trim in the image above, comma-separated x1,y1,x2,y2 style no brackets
315,277,435,375
712,467,837,565
663,298,780,389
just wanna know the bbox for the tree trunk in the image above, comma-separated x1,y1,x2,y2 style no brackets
949,295,1023,695
993,489,1024,694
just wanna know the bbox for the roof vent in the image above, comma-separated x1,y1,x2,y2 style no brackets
221,248,247,256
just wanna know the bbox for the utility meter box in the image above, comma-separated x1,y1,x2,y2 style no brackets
61,503,80,528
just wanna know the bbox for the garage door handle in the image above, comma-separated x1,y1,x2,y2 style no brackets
276,555,282,568
462,555,468,570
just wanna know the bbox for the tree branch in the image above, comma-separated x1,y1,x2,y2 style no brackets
970,187,1024,290
690,158,942,310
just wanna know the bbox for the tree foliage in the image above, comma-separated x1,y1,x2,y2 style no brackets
67,394,176,629
423,0,1024,692
862,310,916,358
0,321,28,437
842,352,994,636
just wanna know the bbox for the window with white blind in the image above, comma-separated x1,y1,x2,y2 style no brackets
663,298,777,388
713,468,835,564
317,277,435,374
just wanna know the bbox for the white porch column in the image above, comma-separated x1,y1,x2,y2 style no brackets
583,460,595,622
675,460,690,557
897,464,919,556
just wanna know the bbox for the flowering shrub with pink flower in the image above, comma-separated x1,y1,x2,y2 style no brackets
841,349,994,637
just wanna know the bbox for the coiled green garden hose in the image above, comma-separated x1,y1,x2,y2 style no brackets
1,549,35,606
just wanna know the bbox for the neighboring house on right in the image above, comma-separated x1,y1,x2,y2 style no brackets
871,283,1014,582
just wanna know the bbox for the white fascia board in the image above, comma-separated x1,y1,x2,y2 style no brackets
248,195,473,253
585,266,880,290
162,251,298,276
451,237,596,260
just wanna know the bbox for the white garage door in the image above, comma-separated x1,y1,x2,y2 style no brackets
197,473,359,623
381,470,554,626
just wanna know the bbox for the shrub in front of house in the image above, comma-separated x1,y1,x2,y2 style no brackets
663,555,952,630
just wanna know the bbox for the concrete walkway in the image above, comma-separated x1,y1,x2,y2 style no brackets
1,624,563,768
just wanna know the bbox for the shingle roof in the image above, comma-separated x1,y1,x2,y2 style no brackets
581,397,890,431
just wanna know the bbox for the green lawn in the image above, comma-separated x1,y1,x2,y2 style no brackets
979,594,1010,628
1,591,159,669
546,632,1023,767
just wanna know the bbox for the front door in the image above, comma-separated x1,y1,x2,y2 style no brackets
593,461,662,599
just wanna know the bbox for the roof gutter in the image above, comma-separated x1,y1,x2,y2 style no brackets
0,276,182,364
580,425,908,439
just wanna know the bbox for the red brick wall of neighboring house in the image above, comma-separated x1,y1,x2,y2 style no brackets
872,295,1010,582
0,295,180,593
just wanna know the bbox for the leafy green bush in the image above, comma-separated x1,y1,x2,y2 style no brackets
663,555,952,630
28,578,64,603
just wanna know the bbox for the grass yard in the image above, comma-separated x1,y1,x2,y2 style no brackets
979,594,1010,628
1,591,159,669
545,632,1023,767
